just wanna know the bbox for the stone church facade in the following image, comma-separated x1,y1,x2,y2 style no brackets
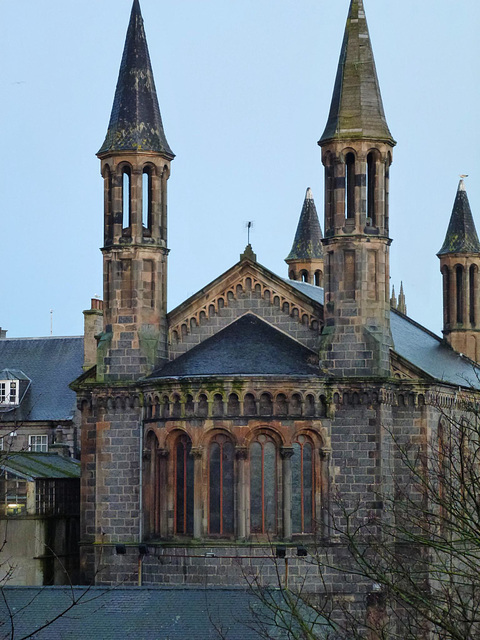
73,0,480,609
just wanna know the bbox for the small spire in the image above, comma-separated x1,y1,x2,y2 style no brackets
98,0,174,157
319,0,394,145
286,188,323,261
438,179,480,255
390,285,397,310
397,282,407,315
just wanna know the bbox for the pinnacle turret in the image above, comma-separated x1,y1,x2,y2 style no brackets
438,180,480,255
98,0,173,157
319,0,394,145
286,188,323,262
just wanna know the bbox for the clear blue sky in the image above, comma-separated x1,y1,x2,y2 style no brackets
1,0,479,338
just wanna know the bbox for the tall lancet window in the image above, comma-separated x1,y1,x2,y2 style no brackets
367,152,376,226
470,265,477,325
142,167,153,232
345,153,355,220
122,167,132,230
208,435,234,536
456,265,464,324
175,435,194,535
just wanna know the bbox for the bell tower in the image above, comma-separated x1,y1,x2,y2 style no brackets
318,0,395,377
97,0,174,381
438,179,480,362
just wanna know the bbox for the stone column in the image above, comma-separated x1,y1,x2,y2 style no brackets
236,448,248,539
281,448,294,541
191,448,203,539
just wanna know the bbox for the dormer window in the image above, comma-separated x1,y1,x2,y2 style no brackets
0,380,18,406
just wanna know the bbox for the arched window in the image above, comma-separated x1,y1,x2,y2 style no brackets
213,394,224,417
314,270,322,287
244,393,257,416
470,265,477,325
208,435,234,535
442,266,451,325
367,152,376,226
174,435,194,535
456,265,464,324
227,393,240,415
289,270,296,281
162,396,170,419
305,394,315,417
122,167,131,230
172,395,181,419
345,153,355,220
198,394,208,418
142,167,153,231
292,436,314,534
275,394,288,416
300,270,309,283
259,393,273,416
250,435,277,534
104,167,113,243
290,393,302,417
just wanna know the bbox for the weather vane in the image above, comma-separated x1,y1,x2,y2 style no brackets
245,221,254,245
460,174,469,179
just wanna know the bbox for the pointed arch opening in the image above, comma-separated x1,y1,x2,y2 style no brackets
122,166,132,231
104,166,113,244
142,167,153,234
367,152,376,226
470,265,477,325
345,152,355,220
442,266,451,326
456,265,464,324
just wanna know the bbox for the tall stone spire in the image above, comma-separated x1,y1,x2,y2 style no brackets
98,0,174,157
438,180,480,362
438,180,480,256
286,189,324,286
318,0,395,378
319,0,394,145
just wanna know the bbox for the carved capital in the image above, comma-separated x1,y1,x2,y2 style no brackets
281,447,295,460
190,447,203,460
157,448,169,459
235,447,248,461
320,447,332,461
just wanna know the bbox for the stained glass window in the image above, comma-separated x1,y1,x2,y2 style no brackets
208,435,234,535
250,435,277,534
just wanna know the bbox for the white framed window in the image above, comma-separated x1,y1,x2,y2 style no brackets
0,380,19,406
29,435,48,453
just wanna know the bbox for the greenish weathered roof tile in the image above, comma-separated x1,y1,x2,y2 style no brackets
98,0,174,157
438,180,480,255
319,0,394,145
286,188,323,261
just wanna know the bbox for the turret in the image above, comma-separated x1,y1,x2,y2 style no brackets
97,0,174,381
286,188,324,286
318,0,395,377
438,179,480,362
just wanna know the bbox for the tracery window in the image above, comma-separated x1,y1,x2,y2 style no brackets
174,435,194,535
292,436,314,533
208,435,234,535
250,434,277,534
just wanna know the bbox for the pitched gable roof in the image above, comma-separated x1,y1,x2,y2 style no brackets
0,586,330,639
151,314,320,378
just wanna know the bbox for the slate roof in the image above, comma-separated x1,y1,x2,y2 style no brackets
150,314,320,379
286,279,325,305
0,336,84,421
319,0,394,145
98,0,174,157
438,180,480,255
286,188,323,261
0,452,80,480
390,310,480,389
0,586,330,640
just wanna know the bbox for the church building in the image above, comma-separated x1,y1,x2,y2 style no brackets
72,0,480,607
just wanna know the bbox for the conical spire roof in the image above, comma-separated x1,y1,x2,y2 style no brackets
286,188,323,261
438,180,480,255
319,0,394,145
98,0,174,157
